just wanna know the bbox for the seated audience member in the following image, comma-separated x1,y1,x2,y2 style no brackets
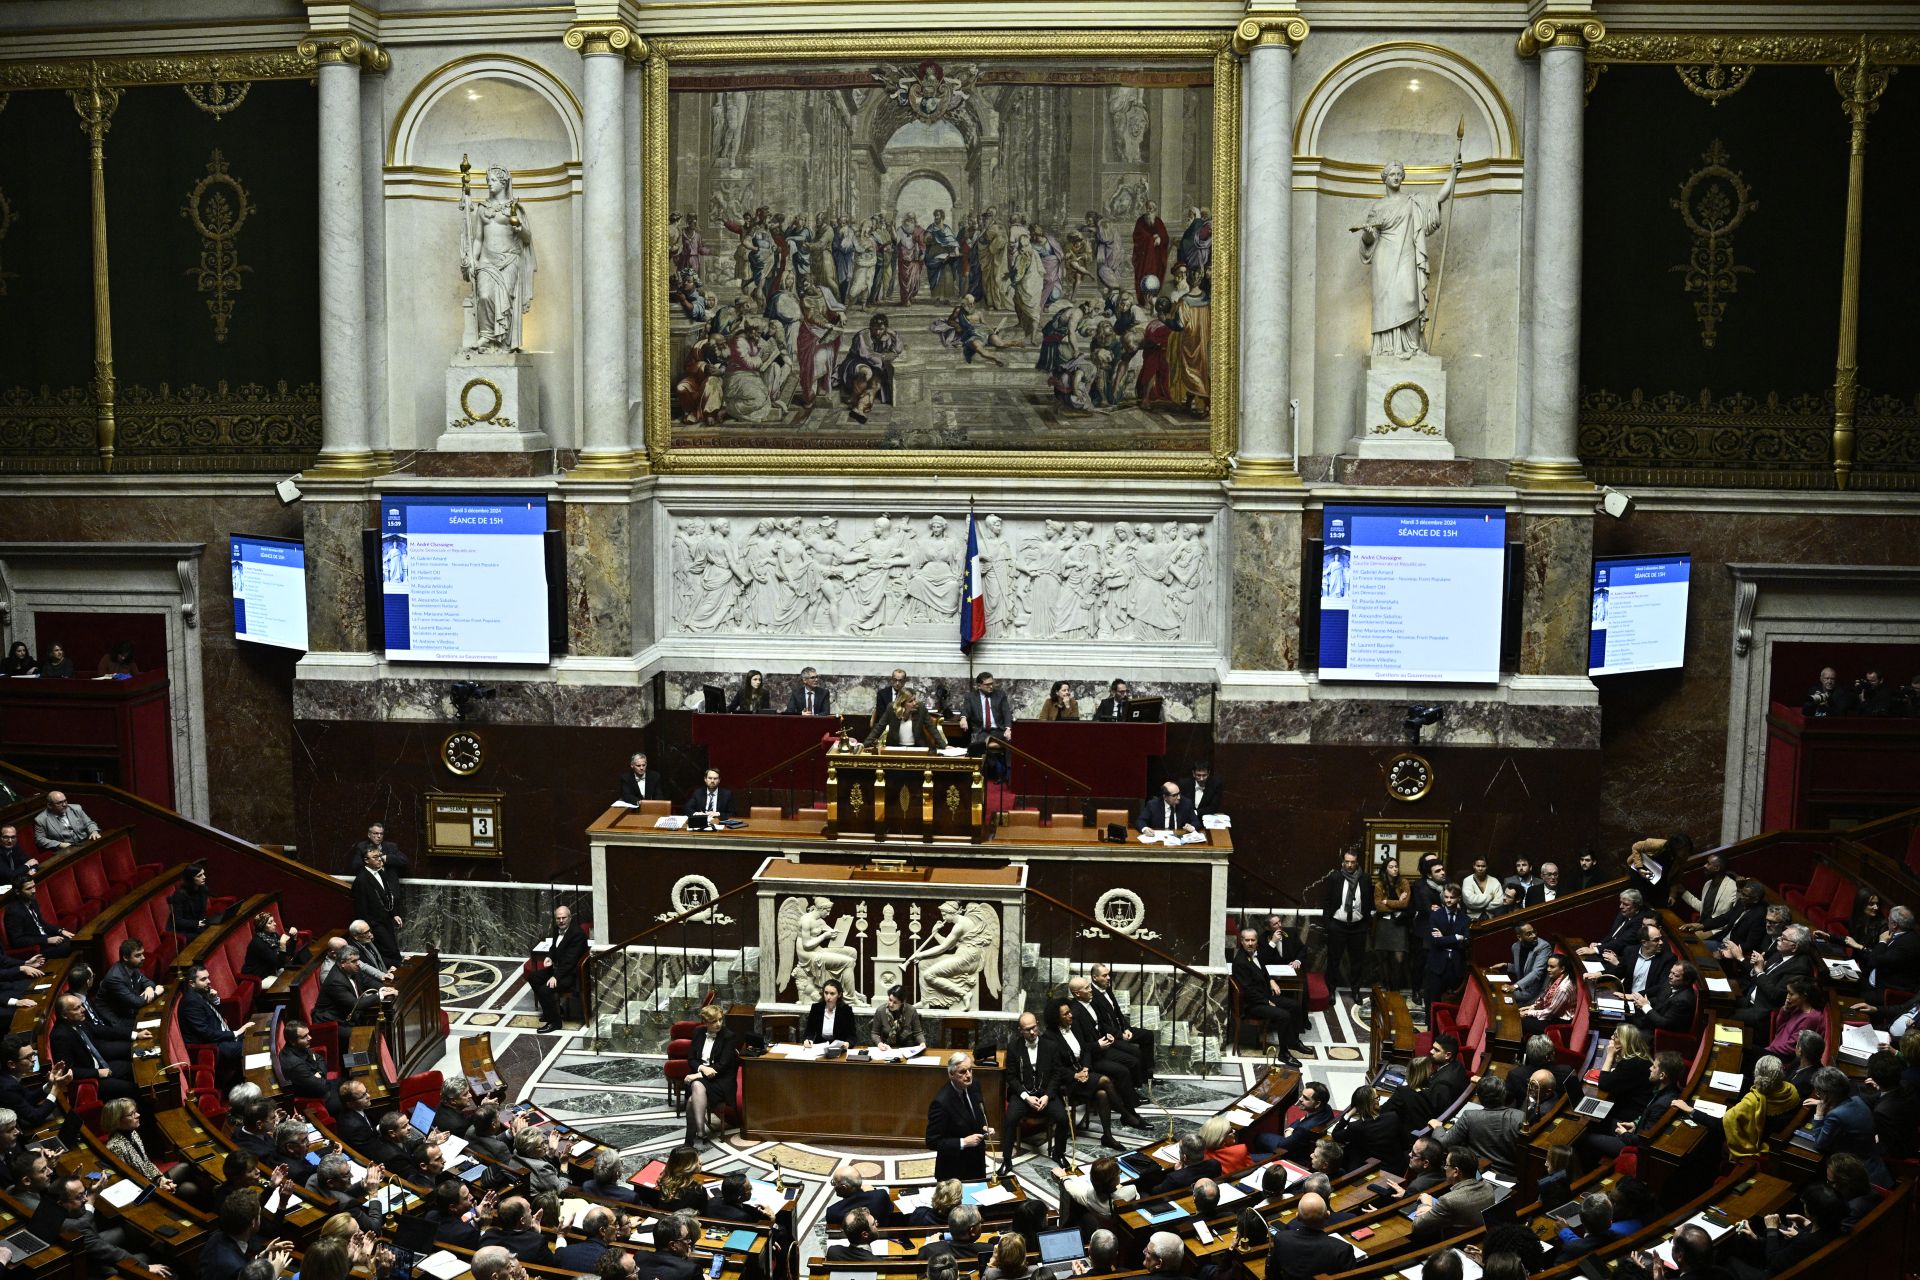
828,1208,880,1263
1688,878,1769,954
1157,1133,1221,1194
344,920,395,981
1518,953,1575,1035
1808,1065,1890,1182
1838,904,1920,1003
1056,1155,1131,1229
655,1144,710,1213
1505,1035,1571,1109
1714,1054,1800,1159
785,666,832,716
1259,1080,1333,1158
1266,1194,1351,1280
466,1104,517,1161
276,1019,334,1108
204,1187,292,1280
33,791,99,850
920,1203,991,1266
1503,857,1541,898
0,1034,68,1127
1330,1085,1402,1173
908,1178,963,1229
1759,977,1824,1063
1804,666,1851,717
1427,1034,1470,1108
824,1166,894,1229
1524,861,1564,906
1093,678,1131,722
5,874,76,958
181,963,256,1087
554,1207,622,1271
1196,1113,1252,1176
1085,1229,1122,1277
533,902,589,1033
313,947,390,1025
99,939,162,1021
730,671,772,714
1438,1073,1525,1177
1729,922,1815,1028
0,823,35,882
683,1002,739,1143
2,642,38,677
1594,1024,1657,1118
636,1215,704,1280
1135,779,1196,834
39,642,74,679
871,984,925,1049
51,992,136,1099
1231,927,1304,1064
1410,1149,1496,1244
1852,668,1896,716
1677,852,1739,923
38,1172,175,1278
169,862,215,935
1552,1193,1615,1262
243,910,301,980
1602,921,1672,998
1732,1183,1847,1272
434,1077,484,1138
1578,890,1651,960
1827,1153,1883,1230
703,1171,765,1223
1585,1049,1684,1163
1038,680,1079,721
0,946,43,1010
514,1125,568,1195
102,1096,201,1203
98,640,139,676
865,686,948,750
684,768,735,820
479,1195,557,1265
620,751,672,804
1627,961,1698,1034
1865,1048,1919,1162
330,1079,377,1152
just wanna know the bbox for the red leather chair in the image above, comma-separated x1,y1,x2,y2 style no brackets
663,1020,700,1111
100,837,161,899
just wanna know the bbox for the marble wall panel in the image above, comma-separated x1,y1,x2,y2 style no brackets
1229,509,1302,673
295,676,649,727
0,487,301,841
1592,507,1920,850
564,501,635,657
1520,512,1594,676
401,879,588,956
302,498,369,655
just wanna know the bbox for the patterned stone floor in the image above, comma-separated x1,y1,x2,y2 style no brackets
426,954,1383,1275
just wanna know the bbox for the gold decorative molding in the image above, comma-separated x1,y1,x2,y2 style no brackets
1670,140,1755,350
0,379,323,474
639,30,1239,480
1517,14,1606,59
1506,458,1591,491
1233,14,1309,57
182,77,253,118
182,149,254,344
1590,32,1920,67
563,23,642,58
1674,54,1754,104
0,49,318,91
295,35,390,72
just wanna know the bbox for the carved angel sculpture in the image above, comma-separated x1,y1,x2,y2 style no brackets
908,901,1000,1010
776,895,862,1003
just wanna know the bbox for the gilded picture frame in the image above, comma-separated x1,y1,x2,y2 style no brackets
641,31,1239,477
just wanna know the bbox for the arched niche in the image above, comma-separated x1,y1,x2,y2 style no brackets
389,55,581,179
1297,42,1517,168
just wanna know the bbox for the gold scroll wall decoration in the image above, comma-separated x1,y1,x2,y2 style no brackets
1674,40,1756,103
1670,140,1756,349
181,149,253,343
182,77,250,119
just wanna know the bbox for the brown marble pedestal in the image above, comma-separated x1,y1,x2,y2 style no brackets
412,450,557,477
1335,456,1476,486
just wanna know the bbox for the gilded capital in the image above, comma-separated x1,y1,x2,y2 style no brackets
1517,14,1606,59
296,35,390,73
1233,13,1309,57
564,24,643,58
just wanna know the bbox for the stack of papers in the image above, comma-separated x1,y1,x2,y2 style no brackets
1838,1021,1888,1063
1690,1100,1729,1120
654,815,688,829
1150,1146,1180,1166
1713,1024,1744,1045
1222,1108,1257,1127
907,1053,945,1066
1705,976,1734,994
973,1184,1016,1206
1202,814,1232,830
1484,972,1511,984
1581,960,1605,975
1213,1182,1249,1208
244,1051,273,1070
1707,1070,1745,1093
895,1188,934,1214
1595,995,1628,1015
1243,1096,1275,1115
748,1180,785,1216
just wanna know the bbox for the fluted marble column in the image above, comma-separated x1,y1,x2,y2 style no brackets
567,25,640,475
1511,15,1601,491
1232,14,1307,486
301,35,387,476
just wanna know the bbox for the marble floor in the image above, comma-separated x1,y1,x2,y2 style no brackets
425,954,1385,1274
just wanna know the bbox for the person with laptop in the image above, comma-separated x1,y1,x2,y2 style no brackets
1033,1225,1089,1279
1093,678,1132,722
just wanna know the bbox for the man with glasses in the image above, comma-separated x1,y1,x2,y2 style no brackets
33,792,98,850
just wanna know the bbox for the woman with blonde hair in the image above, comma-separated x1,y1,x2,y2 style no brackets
101,1097,199,1202
1594,1023,1655,1117
1704,1054,1799,1157
984,1231,1030,1280
656,1144,709,1212
682,1002,738,1143
907,1177,963,1228
1198,1114,1253,1175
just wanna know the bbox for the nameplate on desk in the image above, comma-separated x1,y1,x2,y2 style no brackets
244,1051,272,1070
1704,977,1733,993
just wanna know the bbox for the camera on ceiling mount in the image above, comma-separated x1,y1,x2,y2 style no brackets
1404,704,1443,745
450,681,497,720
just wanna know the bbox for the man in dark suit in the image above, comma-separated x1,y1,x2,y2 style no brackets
1521,861,1564,907
314,949,386,1025
0,1033,68,1127
1551,1193,1615,1264
1232,927,1303,1063
50,993,135,1100
352,846,404,965
1628,961,1698,1034
999,1012,1070,1172
619,753,670,806
874,669,908,723
1320,849,1372,1002
1157,1133,1222,1194
1427,1034,1468,1108
1067,975,1148,1101
180,964,253,1087
826,1207,880,1262
1842,904,1920,1002
632,1214,702,1280
277,1018,334,1108
1267,1194,1353,1280
958,671,1011,747
554,1207,621,1272
1576,890,1651,964
926,1051,990,1181
1088,962,1156,1083
1730,923,1815,1028
1603,922,1673,1000
1409,1150,1499,1245
785,666,832,715
1691,879,1768,954
5,876,76,957
1182,763,1224,817
684,768,735,820
426,1180,484,1250
348,823,412,877
344,920,395,981
864,687,948,750
1135,780,1196,834
98,939,162,1022
479,1196,557,1266
1259,1081,1333,1158
329,1078,379,1153
0,825,37,884
1423,885,1471,1006
533,903,590,1033
825,1168,900,1228
203,1187,284,1280
1092,677,1131,722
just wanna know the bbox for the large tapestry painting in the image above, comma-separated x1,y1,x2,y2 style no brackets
650,38,1232,471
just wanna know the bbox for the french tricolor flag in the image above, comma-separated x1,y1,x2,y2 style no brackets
961,512,987,654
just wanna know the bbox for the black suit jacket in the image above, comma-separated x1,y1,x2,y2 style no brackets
99,961,155,1020
1742,952,1812,1011
785,685,833,715
963,689,1011,740
279,1044,330,1100
2,897,57,948
1430,1058,1469,1108
684,1026,739,1094
352,866,402,924
926,1080,989,1181
1232,949,1285,1007
1005,1036,1070,1100
50,1021,117,1083
1321,873,1374,927
179,988,238,1045
540,923,590,991
334,1108,379,1154
314,963,378,1024
1867,929,1920,996
1631,985,1697,1033
1183,777,1225,816
1135,794,1196,831
804,1000,856,1044
1089,984,1137,1037
1269,1224,1359,1280
684,786,736,818
1093,696,1126,722
1596,911,1647,956
1522,882,1565,908
244,934,289,979
0,1071,57,1127
1159,1157,1223,1194
620,770,670,805
1607,947,1671,999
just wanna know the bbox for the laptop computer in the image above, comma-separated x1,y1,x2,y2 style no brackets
1036,1228,1087,1277
0,1230,50,1261
410,1101,438,1134
1124,696,1164,723
1572,1097,1613,1120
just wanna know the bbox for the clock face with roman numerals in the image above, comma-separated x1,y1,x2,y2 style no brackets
1386,751,1434,802
442,731,484,777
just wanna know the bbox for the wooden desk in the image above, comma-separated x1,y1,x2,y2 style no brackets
738,1046,1005,1147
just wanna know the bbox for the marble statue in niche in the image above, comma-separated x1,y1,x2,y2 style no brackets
775,895,865,1003
1353,158,1459,358
905,901,1001,1010
668,510,1216,643
1108,86,1150,163
710,91,749,166
459,161,536,353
